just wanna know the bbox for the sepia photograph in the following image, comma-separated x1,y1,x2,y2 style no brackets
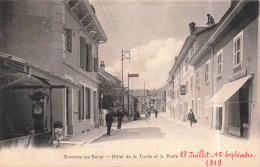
0,0,259,166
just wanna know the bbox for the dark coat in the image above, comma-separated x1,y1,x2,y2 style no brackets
188,112,195,121
105,112,113,124
117,110,124,120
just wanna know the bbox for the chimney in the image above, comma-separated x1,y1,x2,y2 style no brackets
100,61,105,70
189,22,196,36
206,14,215,27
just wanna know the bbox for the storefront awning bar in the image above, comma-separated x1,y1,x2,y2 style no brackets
225,101,253,104
204,75,252,108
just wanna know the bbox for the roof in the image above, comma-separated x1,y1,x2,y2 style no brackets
189,0,250,66
99,69,121,86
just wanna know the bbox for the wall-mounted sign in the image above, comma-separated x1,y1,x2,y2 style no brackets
128,74,139,77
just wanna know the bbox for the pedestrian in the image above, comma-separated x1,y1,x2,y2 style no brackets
117,106,124,129
154,109,158,119
148,107,152,119
188,109,195,127
144,109,149,121
105,110,114,136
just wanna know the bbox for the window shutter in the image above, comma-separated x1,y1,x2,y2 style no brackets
80,37,87,69
67,29,72,52
79,86,84,120
87,44,93,71
94,57,99,72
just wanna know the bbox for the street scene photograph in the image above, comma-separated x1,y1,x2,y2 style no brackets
0,0,260,166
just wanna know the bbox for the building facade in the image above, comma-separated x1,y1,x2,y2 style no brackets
166,18,215,122
0,0,107,147
190,0,260,140
167,0,260,140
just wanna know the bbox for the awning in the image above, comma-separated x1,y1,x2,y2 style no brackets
204,75,252,108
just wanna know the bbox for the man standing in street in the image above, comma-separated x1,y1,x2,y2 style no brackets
117,106,124,129
105,110,114,136
154,109,158,119
188,109,195,127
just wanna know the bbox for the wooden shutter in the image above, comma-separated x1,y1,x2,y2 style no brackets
94,57,98,72
87,44,93,71
66,29,72,52
80,37,87,69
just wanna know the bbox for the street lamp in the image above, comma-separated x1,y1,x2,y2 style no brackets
128,73,139,120
121,50,130,114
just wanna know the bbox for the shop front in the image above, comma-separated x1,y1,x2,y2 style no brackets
0,58,52,148
0,55,74,149
205,75,252,138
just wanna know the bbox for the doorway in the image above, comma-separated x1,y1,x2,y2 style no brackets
216,107,222,130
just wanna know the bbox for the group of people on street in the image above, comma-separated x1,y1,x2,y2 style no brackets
144,107,159,121
105,104,124,136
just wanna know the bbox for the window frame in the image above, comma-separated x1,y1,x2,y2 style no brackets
216,49,223,77
195,68,200,87
205,61,210,84
233,31,243,68
65,29,72,53
190,76,193,92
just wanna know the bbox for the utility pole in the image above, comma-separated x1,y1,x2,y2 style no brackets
144,82,146,111
128,73,139,119
121,50,130,115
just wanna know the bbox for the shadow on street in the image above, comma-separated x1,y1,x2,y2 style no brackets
94,127,165,143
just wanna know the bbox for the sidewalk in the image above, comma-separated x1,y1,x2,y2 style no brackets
60,117,136,148
160,113,249,144
60,127,107,147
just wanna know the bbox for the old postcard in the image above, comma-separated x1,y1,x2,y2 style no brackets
0,0,259,166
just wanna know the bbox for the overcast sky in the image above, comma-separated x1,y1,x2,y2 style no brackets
90,0,230,90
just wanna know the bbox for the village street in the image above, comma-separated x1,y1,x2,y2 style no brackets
0,113,259,167
61,113,258,167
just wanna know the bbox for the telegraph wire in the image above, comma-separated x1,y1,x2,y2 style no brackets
103,0,128,49
96,0,126,50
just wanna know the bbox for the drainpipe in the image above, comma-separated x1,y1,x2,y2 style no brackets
178,66,181,120
50,88,53,145
206,41,214,129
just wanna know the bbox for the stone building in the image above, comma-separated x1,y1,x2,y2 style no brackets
0,0,107,147
190,0,260,139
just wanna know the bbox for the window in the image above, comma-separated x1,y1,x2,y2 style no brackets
79,85,84,120
185,59,188,71
205,62,209,83
66,29,72,52
80,37,87,69
233,31,243,68
217,50,223,76
190,76,193,92
85,88,91,119
87,44,93,72
185,80,188,93
195,69,200,87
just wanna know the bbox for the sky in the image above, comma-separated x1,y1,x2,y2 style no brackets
90,0,231,90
